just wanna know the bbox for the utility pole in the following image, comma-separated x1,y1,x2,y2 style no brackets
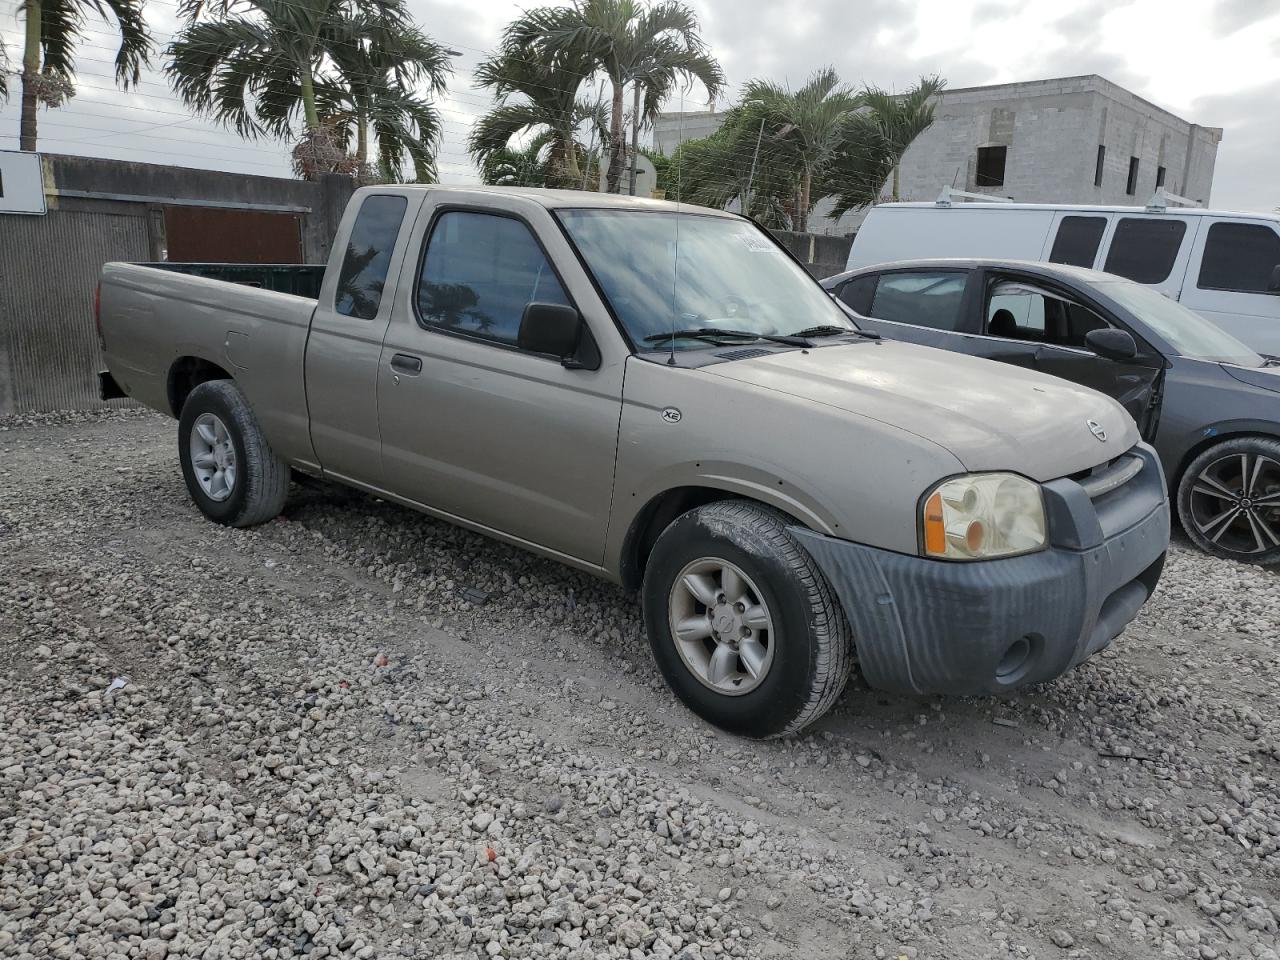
742,100,766,217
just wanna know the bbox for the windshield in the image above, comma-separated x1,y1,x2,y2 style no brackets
1093,279,1264,367
556,209,855,348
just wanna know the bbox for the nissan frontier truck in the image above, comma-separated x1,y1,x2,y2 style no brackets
96,186,1170,738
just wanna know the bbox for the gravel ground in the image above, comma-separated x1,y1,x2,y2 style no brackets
1,408,1278,960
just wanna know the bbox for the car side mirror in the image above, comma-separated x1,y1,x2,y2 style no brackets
517,302,598,369
1268,264,1280,293
1085,327,1138,362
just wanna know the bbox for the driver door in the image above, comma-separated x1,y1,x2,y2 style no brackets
376,205,624,565
976,271,1165,439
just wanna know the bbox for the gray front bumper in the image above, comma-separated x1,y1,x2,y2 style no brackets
793,443,1170,696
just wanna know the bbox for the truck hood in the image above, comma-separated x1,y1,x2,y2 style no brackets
705,340,1138,481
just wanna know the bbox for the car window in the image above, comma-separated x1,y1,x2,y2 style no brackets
837,274,877,314
1048,216,1107,268
986,278,1110,349
987,291,1046,340
869,272,967,331
1103,218,1187,284
1197,222,1280,293
417,211,571,346
335,195,408,319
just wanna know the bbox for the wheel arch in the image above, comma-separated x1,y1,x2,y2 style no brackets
168,355,234,417
1171,423,1280,490
618,485,814,591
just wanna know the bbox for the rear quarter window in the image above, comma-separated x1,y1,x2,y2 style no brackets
1197,222,1280,293
335,195,408,319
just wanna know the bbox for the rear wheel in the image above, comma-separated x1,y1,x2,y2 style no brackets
178,380,290,527
1177,437,1280,565
642,501,852,738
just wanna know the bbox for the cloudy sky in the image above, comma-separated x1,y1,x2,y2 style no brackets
1,0,1277,211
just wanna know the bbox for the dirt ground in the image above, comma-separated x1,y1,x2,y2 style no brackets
1,410,1277,960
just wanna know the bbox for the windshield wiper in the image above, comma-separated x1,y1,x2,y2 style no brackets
789,324,880,340
643,328,813,347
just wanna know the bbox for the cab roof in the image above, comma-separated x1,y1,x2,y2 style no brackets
354,183,737,217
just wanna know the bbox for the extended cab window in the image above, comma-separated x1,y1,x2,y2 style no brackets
870,272,967,331
417,211,571,346
335,195,407,319
1197,222,1280,293
1103,218,1187,284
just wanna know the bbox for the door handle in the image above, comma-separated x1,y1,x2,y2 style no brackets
390,353,423,375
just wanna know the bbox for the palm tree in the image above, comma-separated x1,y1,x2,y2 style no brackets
15,0,151,151
318,11,451,181
469,43,607,188
507,0,723,194
168,0,439,180
741,67,862,232
858,76,945,201
478,130,557,187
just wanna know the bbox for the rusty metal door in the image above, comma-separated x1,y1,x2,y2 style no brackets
163,206,303,263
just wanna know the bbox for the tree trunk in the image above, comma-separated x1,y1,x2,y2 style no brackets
605,78,624,193
19,0,42,152
798,168,811,233
356,116,369,167
299,64,320,131
892,164,900,201
628,82,641,196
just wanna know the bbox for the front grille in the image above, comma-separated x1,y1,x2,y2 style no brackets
1077,453,1144,500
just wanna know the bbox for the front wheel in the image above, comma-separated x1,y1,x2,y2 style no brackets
178,380,290,527
1176,437,1280,564
642,501,853,738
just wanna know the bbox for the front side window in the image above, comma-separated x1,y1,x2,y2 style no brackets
1103,218,1187,284
335,195,408,319
1197,222,1280,293
555,210,854,349
870,272,968,331
417,211,571,346
986,278,1111,349
1048,216,1107,268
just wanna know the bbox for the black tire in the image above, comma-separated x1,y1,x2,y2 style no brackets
1177,436,1280,565
642,500,853,738
178,380,290,528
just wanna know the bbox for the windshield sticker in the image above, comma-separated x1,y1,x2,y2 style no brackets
738,233,777,253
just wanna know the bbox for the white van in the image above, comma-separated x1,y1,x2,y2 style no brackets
845,191,1280,355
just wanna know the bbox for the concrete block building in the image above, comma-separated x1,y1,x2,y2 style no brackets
654,75,1222,235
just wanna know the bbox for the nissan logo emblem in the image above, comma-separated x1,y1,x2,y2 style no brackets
1087,419,1107,442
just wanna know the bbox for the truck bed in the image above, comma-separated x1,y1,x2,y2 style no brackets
140,262,326,299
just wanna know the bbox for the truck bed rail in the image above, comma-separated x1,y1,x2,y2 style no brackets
138,262,325,299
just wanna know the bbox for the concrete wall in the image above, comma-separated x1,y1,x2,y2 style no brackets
0,154,354,415
770,230,852,280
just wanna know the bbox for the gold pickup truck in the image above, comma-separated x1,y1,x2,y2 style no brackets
97,185,1170,737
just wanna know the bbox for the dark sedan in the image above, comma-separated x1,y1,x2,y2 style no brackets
821,258,1280,564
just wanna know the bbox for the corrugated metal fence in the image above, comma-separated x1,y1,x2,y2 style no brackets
1,206,150,413
0,154,353,416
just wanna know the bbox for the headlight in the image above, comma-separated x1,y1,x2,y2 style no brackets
921,473,1046,560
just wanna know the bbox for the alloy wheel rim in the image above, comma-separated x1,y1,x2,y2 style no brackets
668,557,775,696
1188,452,1280,555
190,412,237,503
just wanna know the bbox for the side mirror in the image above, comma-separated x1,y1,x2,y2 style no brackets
517,302,597,369
1267,264,1280,293
1085,327,1138,362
